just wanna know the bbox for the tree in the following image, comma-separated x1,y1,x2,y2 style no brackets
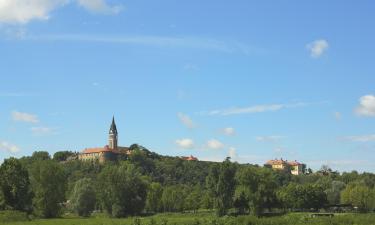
341,183,375,212
161,185,186,212
206,158,236,216
70,178,96,217
234,166,278,216
325,181,346,205
277,183,327,211
145,182,163,213
185,185,202,213
98,162,148,217
31,151,51,161
30,160,66,218
0,158,32,212
53,151,75,162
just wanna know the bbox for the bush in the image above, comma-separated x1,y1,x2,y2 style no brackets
0,210,29,223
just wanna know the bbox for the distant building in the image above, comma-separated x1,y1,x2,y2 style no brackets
265,158,306,175
181,155,198,161
79,117,128,163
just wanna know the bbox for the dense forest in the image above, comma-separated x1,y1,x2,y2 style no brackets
1,144,375,219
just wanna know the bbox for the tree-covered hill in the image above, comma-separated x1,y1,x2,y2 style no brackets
1,144,375,219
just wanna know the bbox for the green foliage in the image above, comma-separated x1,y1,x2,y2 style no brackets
53,151,75,162
161,185,187,212
69,178,96,217
145,182,163,213
30,160,67,218
97,162,148,217
31,151,51,161
184,185,202,213
0,210,29,223
277,183,327,211
206,158,236,216
325,181,346,205
234,166,278,216
0,158,32,212
341,183,375,212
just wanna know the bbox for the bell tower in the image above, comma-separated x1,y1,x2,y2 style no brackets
108,116,118,149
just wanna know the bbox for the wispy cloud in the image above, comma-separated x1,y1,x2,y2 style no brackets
221,127,236,136
77,0,122,14
175,138,194,149
355,95,375,117
0,92,38,97
177,113,197,129
201,102,317,116
306,39,329,58
31,127,58,136
344,134,375,142
0,141,20,153
334,112,342,120
256,136,285,143
206,139,225,150
11,111,39,123
23,34,259,55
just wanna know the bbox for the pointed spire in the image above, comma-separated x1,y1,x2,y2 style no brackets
109,116,117,134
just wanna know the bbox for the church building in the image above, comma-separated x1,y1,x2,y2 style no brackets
78,117,127,163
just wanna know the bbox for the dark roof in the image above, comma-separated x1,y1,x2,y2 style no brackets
109,116,118,134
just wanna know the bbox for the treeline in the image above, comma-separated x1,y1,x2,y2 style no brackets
0,144,375,218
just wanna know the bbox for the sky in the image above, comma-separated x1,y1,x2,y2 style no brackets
1,0,375,172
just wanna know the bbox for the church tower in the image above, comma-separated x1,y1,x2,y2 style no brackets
108,116,118,149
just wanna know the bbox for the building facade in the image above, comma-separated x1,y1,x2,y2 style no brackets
265,158,306,175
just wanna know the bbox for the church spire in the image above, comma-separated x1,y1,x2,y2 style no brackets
108,116,118,149
109,116,117,135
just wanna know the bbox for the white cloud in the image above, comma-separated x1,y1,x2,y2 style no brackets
221,127,235,136
307,39,329,58
355,95,375,117
77,0,122,14
345,134,375,142
203,102,310,116
0,141,20,153
177,112,196,129
175,138,194,149
31,127,56,136
206,139,225,150
0,0,122,24
0,0,68,24
12,111,39,123
228,147,237,159
256,136,284,143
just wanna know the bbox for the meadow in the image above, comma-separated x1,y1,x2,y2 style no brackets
2,211,375,225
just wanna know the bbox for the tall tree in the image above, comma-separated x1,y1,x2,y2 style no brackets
234,166,278,216
145,182,163,213
98,162,148,217
70,178,96,217
206,158,236,216
0,158,32,212
30,160,66,218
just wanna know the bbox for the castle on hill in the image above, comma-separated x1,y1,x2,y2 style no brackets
77,117,198,163
78,117,130,163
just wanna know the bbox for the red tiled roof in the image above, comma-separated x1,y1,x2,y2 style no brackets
265,159,303,166
266,159,287,165
182,155,198,161
288,161,303,166
82,145,119,154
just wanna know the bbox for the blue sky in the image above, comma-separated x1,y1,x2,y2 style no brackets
1,0,375,172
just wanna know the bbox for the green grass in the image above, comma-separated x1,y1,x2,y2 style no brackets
1,212,375,225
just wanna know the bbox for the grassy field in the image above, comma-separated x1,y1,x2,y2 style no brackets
2,211,375,225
